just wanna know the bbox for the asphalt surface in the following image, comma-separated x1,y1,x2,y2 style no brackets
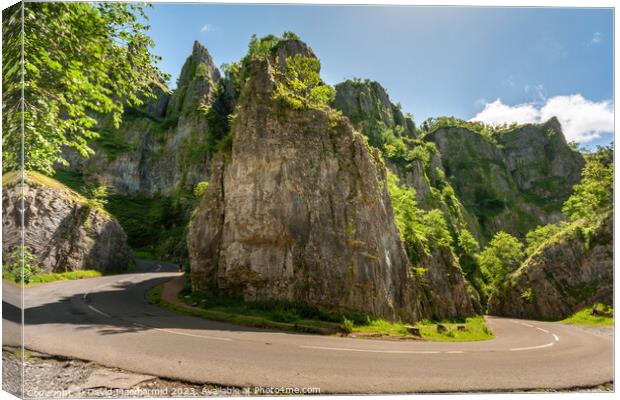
2,260,614,393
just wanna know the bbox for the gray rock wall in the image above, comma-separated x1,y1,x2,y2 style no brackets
2,174,133,273
488,212,612,320
187,46,476,322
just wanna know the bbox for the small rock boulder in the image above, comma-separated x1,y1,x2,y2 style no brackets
405,325,421,337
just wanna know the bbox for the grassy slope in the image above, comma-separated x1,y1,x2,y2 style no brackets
560,304,613,326
3,170,87,205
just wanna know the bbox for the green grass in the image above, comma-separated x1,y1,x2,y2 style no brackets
560,304,613,326
3,270,102,286
179,290,345,331
351,316,494,342
4,171,86,205
352,319,410,336
149,284,494,341
415,316,494,341
146,285,341,335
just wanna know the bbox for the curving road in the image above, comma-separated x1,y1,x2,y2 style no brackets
2,261,613,393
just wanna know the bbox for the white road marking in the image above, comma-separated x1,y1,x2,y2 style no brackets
300,345,440,354
82,282,111,301
446,351,464,354
132,322,232,342
509,342,555,352
87,305,111,318
552,334,560,342
536,327,550,333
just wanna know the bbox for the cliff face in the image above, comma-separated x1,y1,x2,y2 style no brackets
65,41,224,197
488,212,612,320
498,118,584,204
427,120,584,242
332,80,584,243
2,172,133,273
333,79,416,145
187,41,475,321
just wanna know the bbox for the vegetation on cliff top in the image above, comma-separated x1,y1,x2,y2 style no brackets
272,54,335,110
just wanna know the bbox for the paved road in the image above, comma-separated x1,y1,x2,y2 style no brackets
2,261,614,393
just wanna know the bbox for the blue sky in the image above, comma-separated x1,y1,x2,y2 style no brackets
145,4,613,146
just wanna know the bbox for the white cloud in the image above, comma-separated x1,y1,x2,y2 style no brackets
471,95,613,143
590,31,602,45
201,24,216,34
470,99,539,125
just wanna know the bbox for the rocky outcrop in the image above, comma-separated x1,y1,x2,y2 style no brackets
187,41,475,322
2,172,133,273
333,79,416,146
65,41,223,196
427,121,584,242
166,40,221,119
332,80,482,240
488,212,612,320
498,117,584,205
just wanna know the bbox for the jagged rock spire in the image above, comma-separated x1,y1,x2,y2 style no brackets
166,40,221,118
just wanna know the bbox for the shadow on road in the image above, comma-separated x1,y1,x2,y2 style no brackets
3,273,275,337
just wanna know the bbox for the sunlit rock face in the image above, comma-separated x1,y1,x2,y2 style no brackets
188,40,477,322
488,212,612,320
2,173,133,273
64,40,224,197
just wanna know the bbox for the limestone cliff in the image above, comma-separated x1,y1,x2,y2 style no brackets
427,119,584,242
488,212,612,320
332,79,416,146
2,172,133,273
187,40,476,321
65,41,224,197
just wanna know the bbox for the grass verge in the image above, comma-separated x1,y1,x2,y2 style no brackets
146,284,341,335
414,317,494,341
2,270,102,286
560,304,613,326
350,316,494,341
148,282,494,341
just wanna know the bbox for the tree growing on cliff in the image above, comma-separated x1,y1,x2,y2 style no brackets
525,223,564,256
479,232,524,289
387,171,453,264
273,54,336,110
2,2,167,174
562,144,613,221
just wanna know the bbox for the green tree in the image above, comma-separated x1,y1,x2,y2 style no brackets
525,223,563,256
456,229,480,257
479,231,524,288
387,171,453,263
2,2,168,174
193,181,209,197
562,144,613,221
272,54,335,110
3,248,40,284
